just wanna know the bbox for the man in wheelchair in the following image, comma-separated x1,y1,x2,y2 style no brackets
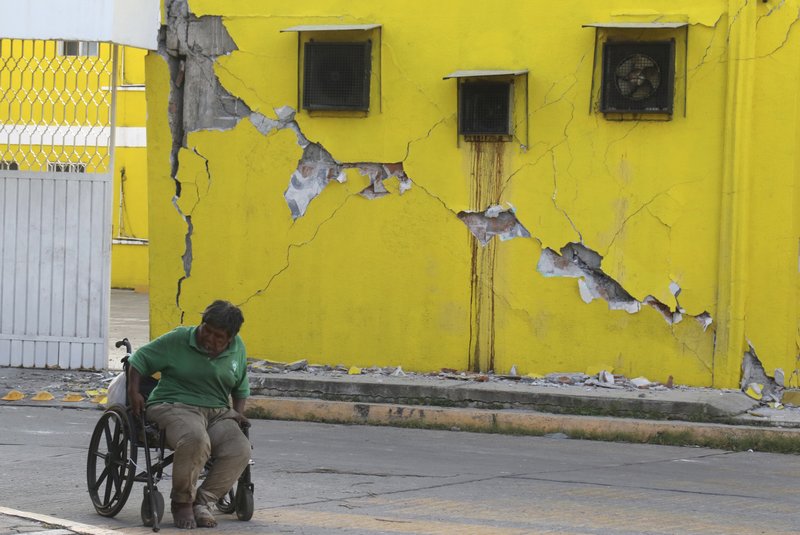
127,300,251,529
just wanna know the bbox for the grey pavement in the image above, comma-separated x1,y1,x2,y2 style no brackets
2,289,800,533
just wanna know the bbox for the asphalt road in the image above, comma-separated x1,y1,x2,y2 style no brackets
1,405,798,534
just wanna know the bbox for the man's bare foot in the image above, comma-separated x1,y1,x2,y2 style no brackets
171,501,197,529
193,503,217,528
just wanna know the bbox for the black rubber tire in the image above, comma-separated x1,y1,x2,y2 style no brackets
235,485,254,521
216,489,236,514
86,406,137,517
141,487,165,527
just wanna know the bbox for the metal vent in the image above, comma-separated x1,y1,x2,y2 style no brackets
459,81,511,135
601,41,674,114
303,41,371,111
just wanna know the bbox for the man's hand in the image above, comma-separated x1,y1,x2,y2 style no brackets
233,411,251,429
232,397,250,428
129,392,145,418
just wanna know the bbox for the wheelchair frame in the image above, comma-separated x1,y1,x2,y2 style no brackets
86,338,254,532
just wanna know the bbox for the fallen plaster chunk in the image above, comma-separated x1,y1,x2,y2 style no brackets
629,377,652,389
774,368,785,388
598,370,615,385
458,205,531,246
741,344,783,403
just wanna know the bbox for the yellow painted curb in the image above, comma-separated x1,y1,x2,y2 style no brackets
246,397,800,445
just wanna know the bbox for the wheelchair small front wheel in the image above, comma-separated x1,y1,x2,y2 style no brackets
235,483,254,521
141,486,165,528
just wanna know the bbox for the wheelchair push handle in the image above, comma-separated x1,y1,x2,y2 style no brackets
115,338,132,354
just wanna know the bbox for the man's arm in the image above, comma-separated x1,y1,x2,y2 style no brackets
127,366,145,417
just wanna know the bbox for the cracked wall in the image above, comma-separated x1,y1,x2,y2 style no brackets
145,0,800,388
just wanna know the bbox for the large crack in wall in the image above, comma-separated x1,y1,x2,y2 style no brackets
161,0,251,318
537,242,713,330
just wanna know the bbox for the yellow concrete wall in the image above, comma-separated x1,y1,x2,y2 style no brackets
111,47,149,291
146,0,800,387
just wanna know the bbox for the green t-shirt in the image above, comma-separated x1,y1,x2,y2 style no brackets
129,326,250,408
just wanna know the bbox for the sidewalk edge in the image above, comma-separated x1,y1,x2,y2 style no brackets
0,506,119,535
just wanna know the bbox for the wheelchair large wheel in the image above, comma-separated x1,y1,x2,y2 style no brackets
87,406,138,517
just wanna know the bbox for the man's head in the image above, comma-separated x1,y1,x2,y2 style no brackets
198,300,244,357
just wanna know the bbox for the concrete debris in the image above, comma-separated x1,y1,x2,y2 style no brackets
774,368,785,388
546,372,590,385
741,344,783,403
745,383,764,400
458,206,531,245
630,377,652,389
509,365,518,377
286,359,308,372
599,370,615,385
391,367,406,377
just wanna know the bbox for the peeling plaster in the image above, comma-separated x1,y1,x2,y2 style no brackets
256,106,414,219
537,242,713,326
284,142,346,220
355,163,412,200
458,205,531,245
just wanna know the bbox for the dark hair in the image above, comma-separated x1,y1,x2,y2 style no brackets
201,300,244,337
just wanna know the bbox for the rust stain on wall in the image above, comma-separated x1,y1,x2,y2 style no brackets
468,141,505,372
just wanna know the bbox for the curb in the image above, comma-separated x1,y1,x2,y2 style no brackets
246,397,800,451
248,374,757,423
0,507,119,535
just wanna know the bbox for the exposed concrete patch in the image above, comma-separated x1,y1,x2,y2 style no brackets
160,0,253,318
537,242,713,326
457,205,531,245
284,142,346,220
355,163,412,200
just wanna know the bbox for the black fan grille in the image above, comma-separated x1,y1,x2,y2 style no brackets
303,42,371,111
601,41,674,113
459,81,511,135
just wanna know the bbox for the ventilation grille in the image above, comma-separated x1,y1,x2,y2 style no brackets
303,42,371,111
459,81,511,135
601,41,674,114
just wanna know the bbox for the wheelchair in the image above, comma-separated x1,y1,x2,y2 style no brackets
86,338,255,532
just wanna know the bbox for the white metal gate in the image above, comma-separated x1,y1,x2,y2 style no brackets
0,39,116,369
